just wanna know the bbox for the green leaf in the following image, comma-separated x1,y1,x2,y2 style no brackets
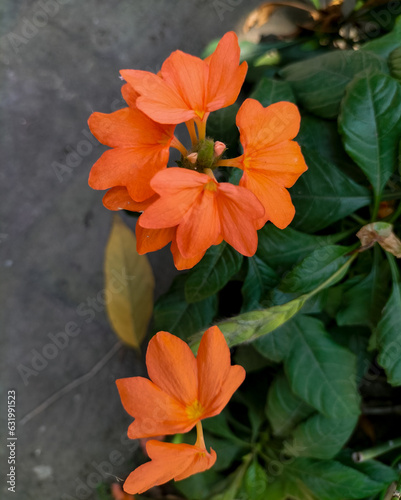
389,46,401,80
280,245,352,294
174,469,222,500
153,275,217,340
290,148,371,232
257,225,340,269
241,256,278,312
290,413,358,459
266,372,314,437
338,451,399,485
284,315,361,418
250,77,296,107
361,16,401,57
376,281,401,385
104,215,154,349
287,458,388,500
185,242,242,303
204,434,245,472
189,253,357,351
243,460,269,500
339,72,401,199
280,50,387,118
253,317,295,363
336,257,390,329
206,103,239,153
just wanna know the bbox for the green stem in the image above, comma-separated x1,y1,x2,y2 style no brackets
350,213,368,225
221,453,253,500
352,437,401,462
386,252,400,283
371,193,381,222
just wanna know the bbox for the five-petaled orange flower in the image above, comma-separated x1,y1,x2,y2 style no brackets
218,99,308,229
120,31,247,129
137,167,265,260
116,326,245,494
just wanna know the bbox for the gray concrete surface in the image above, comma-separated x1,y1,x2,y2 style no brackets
0,1,264,498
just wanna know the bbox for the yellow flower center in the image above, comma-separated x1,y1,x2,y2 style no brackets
204,179,217,192
186,400,205,421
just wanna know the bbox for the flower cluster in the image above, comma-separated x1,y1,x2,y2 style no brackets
116,326,245,494
88,32,307,269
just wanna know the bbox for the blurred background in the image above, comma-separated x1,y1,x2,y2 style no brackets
0,1,275,498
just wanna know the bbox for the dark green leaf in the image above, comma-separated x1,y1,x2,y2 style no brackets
280,245,352,294
287,458,387,500
253,317,295,363
185,242,242,303
281,50,386,118
338,451,399,485
330,326,373,383
243,460,269,500
257,225,340,270
339,72,401,198
284,315,361,417
361,16,401,57
250,77,296,107
290,412,358,459
241,256,278,312
174,469,222,500
296,115,363,182
204,434,244,471
266,372,314,436
336,258,390,329
389,45,401,80
153,275,217,340
290,148,371,232
376,281,401,385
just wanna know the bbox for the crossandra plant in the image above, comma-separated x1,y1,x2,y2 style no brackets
88,8,401,500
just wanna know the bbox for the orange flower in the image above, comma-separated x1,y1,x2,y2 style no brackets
137,167,264,259
218,99,308,229
120,31,247,135
116,326,245,439
88,84,183,202
123,437,216,495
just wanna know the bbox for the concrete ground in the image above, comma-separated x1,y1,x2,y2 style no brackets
0,1,267,499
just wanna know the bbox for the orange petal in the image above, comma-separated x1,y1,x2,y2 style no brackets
237,99,301,150
121,69,196,124
139,169,209,228
240,172,295,229
202,365,246,419
136,223,174,254
89,149,166,202
88,108,143,148
245,141,308,188
170,239,206,270
103,187,156,212
196,326,231,409
116,377,194,438
123,441,216,495
121,83,140,108
207,32,248,111
176,188,221,259
217,183,264,256
146,332,198,406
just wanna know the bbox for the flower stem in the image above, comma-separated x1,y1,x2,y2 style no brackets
195,421,206,449
195,118,207,141
171,136,188,156
389,201,401,224
217,156,243,168
352,437,401,463
185,119,198,146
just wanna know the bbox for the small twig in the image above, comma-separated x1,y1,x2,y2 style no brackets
362,405,401,416
352,437,401,463
19,341,123,426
